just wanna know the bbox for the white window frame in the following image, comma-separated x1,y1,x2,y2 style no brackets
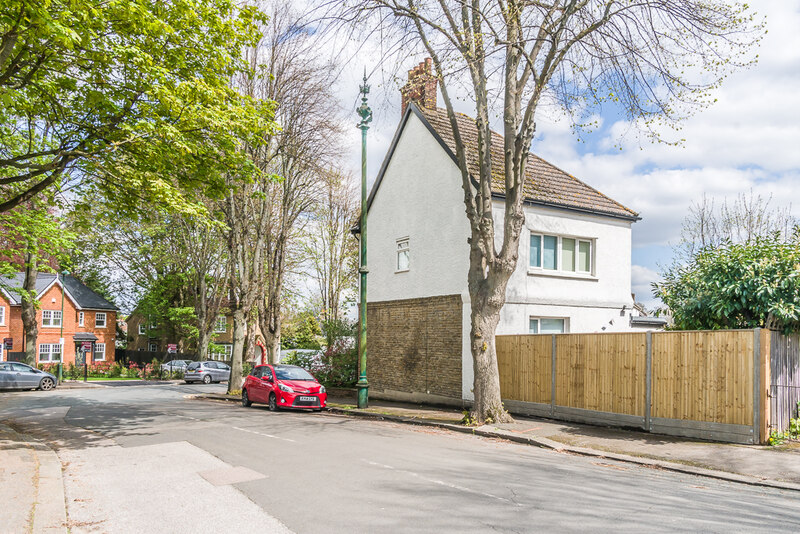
210,344,233,361
396,237,410,273
95,312,107,328
0,305,5,326
529,317,568,334
529,232,594,276
214,315,227,333
148,342,158,352
94,343,106,361
0,344,4,362
42,310,62,328
78,311,84,327
38,343,62,362
138,324,146,335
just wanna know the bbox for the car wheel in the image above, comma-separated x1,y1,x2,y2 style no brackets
39,377,55,391
202,374,212,384
242,389,252,408
268,393,278,412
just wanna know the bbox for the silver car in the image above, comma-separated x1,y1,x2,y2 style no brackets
161,359,192,372
0,362,58,391
184,361,231,384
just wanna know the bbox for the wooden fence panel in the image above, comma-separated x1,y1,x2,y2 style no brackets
769,331,800,434
651,331,753,425
554,333,647,416
496,335,551,404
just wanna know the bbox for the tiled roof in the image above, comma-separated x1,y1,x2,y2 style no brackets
0,273,117,310
417,106,638,220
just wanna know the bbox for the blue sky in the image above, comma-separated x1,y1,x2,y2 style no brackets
335,1,800,309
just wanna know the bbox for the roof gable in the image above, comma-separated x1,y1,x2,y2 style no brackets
368,102,638,221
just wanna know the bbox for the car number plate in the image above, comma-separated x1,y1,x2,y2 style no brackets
299,396,316,402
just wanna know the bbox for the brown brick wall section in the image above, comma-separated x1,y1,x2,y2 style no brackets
367,294,462,399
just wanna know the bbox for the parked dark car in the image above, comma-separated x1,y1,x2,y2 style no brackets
241,364,326,411
184,361,231,384
0,362,57,391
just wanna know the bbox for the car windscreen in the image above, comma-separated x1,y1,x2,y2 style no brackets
274,366,314,381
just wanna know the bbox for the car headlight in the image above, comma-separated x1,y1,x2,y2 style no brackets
319,385,326,393
278,383,293,393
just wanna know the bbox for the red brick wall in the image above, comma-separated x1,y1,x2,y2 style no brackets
367,294,462,399
0,285,116,364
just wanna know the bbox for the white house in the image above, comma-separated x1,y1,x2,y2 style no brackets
362,59,649,405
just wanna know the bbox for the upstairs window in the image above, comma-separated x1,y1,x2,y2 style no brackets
214,315,227,333
0,305,5,326
95,312,107,328
139,324,146,335
396,238,410,272
78,312,84,327
42,310,62,327
530,233,592,274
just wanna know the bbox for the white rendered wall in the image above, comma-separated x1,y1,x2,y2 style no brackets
366,113,471,303
492,202,635,335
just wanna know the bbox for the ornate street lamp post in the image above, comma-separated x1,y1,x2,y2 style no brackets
356,69,372,409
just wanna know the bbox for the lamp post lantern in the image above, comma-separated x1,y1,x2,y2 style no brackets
356,69,372,409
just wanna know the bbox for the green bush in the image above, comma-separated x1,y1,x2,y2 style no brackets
107,363,122,378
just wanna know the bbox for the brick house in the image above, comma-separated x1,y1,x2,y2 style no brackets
359,59,646,406
126,307,240,361
0,273,118,364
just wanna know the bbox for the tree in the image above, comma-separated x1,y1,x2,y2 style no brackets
246,2,344,364
1,0,271,213
0,201,74,364
304,170,358,327
654,232,800,333
678,191,795,260
337,1,763,422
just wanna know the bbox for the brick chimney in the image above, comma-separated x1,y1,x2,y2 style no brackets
400,58,438,115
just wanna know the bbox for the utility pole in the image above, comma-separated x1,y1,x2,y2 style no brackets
356,69,372,409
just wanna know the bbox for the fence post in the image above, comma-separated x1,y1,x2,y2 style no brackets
550,334,557,418
645,331,652,432
753,328,761,444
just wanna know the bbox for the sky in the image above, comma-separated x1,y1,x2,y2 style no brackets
330,1,800,310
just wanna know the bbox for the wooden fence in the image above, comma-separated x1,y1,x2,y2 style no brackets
497,329,771,444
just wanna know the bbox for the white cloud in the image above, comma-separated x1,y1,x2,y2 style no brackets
631,265,662,310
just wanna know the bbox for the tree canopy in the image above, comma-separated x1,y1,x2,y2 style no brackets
655,232,800,333
0,0,274,214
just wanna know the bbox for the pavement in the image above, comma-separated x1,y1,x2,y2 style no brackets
194,390,800,491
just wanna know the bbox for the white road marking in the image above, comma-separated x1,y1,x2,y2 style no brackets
232,426,296,443
362,460,521,506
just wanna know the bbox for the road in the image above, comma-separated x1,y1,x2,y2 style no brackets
1,383,799,533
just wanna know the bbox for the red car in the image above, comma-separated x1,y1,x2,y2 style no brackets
242,364,327,411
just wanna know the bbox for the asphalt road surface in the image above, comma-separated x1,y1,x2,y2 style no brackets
2,383,799,533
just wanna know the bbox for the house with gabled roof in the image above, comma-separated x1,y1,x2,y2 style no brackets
0,273,118,365
362,59,645,406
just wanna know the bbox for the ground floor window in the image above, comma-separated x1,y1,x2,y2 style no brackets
529,317,567,334
0,344,3,361
39,343,62,362
148,342,158,352
94,343,106,361
210,344,233,361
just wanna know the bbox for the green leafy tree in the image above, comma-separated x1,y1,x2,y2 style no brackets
1,0,273,213
654,233,800,333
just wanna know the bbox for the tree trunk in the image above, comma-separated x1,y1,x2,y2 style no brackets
20,253,38,366
228,307,246,394
197,328,209,362
467,249,515,424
